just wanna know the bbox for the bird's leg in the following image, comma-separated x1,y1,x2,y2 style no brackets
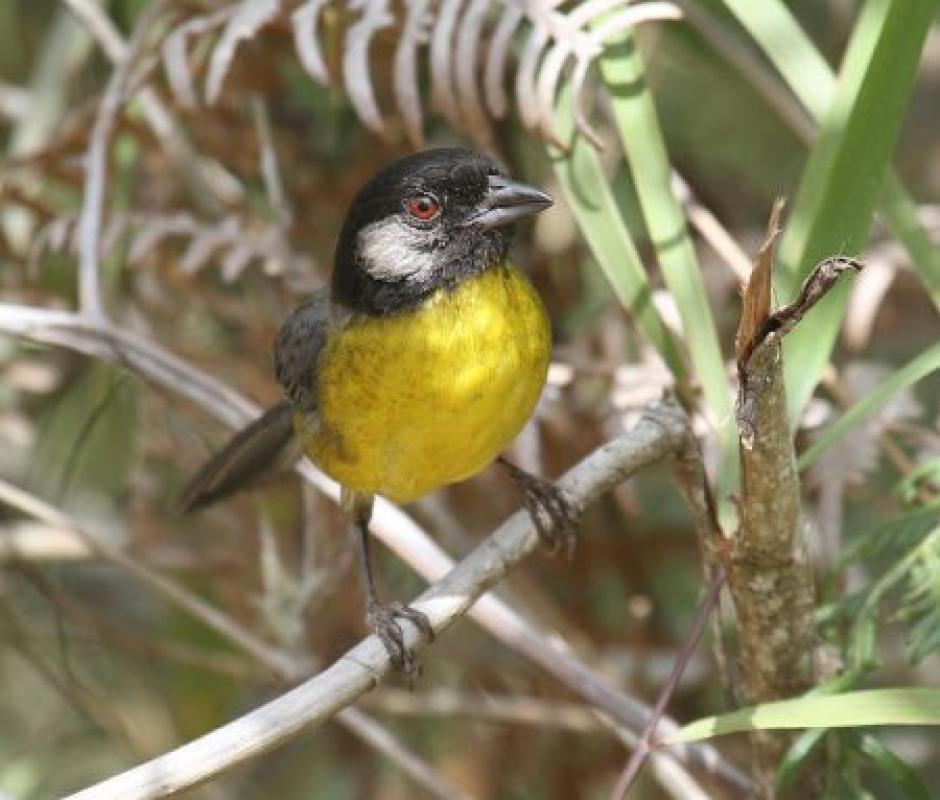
349,495,434,674
497,456,579,558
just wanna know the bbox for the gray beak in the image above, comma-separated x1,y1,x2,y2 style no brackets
466,175,553,229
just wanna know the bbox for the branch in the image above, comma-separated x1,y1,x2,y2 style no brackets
612,566,727,799
58,400,694,799
77,3,164,319
62,0,228,218
0,304,751,795
729,204,863,796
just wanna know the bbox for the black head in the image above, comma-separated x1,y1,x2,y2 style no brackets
331,148,552,315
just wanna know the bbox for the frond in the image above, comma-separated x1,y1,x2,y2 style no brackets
29,212,311,284
899,533,940,664
160,0,683,150
825,508,940,671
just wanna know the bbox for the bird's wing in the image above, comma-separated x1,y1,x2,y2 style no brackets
177,289,332,513
274,289,332,412
176,401,296,512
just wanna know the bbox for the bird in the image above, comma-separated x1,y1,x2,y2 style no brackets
178,148,575,671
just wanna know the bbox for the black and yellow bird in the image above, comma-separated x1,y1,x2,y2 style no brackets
179,148,574,669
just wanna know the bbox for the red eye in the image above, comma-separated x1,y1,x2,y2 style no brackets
406,195,440,221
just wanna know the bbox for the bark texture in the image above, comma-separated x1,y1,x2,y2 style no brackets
728,204,861,797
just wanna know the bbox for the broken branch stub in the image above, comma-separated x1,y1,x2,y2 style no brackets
729,202,863,797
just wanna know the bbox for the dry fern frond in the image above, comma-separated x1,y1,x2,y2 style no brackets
161,0,683,150
29,212,313,285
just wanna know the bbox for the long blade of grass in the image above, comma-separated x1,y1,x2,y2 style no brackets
798,340,940,471
667,687,940,744
858,733,934,800
718,0,940,311
548,82,687,382
759,0,935,422
598,29,737,501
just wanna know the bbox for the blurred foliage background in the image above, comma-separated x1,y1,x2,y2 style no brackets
0,0,938,798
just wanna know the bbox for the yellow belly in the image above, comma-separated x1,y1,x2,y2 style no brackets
299,265,551,503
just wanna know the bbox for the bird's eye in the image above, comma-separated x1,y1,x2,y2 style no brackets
405,195,440,222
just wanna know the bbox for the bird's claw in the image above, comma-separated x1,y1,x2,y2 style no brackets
523,478,579,558
500,459,579,558
367,600,434,675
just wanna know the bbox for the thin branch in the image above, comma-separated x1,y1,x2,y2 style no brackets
361,689,603,732
0,304,750,795
672,172,754,282
61,0,127,62
611,566,727,799
62,0,227,217
77,5,163,319
60,400,699,800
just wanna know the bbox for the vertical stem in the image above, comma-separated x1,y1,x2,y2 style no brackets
732,338,819,797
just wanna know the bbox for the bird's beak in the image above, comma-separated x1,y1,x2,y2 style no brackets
465,176,553,229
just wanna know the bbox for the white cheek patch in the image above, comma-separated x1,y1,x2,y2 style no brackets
358,217,438,282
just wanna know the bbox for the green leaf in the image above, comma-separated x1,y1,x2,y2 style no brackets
718,0,940,311
776,728,827,792
858,733,933,800
839,504,940,568
895,458,940,505
880,175,940,310
902,543,940,664
549,82,686,382
666,688,940,744
777,669,869,790
718,0,836,119
598,29,737,510
777,0,937,424
798,340,940,471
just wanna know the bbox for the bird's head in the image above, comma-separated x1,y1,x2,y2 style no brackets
332,148,552,315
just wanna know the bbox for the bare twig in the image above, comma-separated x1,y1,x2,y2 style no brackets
0,304,751,795
77,3,168,318
62,0,228,217
672,172,754,282
361,688,603,732
611,566,726,799
0,520,93,561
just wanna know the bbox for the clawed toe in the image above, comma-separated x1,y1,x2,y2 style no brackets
367,600,433,674
498,458,579,558
523,480,579,558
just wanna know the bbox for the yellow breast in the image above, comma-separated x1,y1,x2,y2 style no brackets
298,265,551,503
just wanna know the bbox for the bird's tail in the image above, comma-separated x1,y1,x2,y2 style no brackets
177,401,297,513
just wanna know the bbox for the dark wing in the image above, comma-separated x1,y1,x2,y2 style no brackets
177,290,331,513
274,289,331,412
176,401,296,512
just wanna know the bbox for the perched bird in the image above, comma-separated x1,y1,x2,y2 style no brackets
179,148,574,670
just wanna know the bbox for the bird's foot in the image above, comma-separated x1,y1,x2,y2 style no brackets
499,459,579,558
367,600,434,675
